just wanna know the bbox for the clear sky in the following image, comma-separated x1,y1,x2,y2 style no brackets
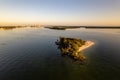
0,0,120,26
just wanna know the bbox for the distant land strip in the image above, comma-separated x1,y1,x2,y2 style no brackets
85,26,120,29
45,26,120,30
1,26,120,30
0,25,41,30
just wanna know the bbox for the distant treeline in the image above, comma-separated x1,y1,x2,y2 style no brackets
45,26,120,30
0,26,41,30
85,26,120,29
45,26,80,30
0,26,26,30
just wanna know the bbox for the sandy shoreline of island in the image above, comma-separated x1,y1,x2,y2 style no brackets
78,41,94,52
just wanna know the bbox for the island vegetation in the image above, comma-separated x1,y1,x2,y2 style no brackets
55,37,94,61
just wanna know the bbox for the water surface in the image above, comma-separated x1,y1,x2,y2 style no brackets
0,27,120,80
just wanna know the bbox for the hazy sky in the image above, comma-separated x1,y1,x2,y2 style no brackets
0,0,120,26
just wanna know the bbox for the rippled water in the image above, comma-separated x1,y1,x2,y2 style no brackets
0,27,120,80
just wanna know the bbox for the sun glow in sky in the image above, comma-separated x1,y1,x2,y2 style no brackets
0,0,120,26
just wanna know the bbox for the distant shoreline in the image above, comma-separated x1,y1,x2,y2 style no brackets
1,26,120,30
85,27,120,29
45,26,120,30
0,26,41,30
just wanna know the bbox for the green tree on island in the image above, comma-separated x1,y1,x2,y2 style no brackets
56,37,86,61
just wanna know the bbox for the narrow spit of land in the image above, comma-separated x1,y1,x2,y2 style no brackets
78,41,94,52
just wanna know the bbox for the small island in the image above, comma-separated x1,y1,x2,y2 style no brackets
55,37,94,61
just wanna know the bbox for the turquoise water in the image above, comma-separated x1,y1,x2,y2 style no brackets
0,27,120,80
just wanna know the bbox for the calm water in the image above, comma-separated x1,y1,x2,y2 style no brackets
0,27,120,80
